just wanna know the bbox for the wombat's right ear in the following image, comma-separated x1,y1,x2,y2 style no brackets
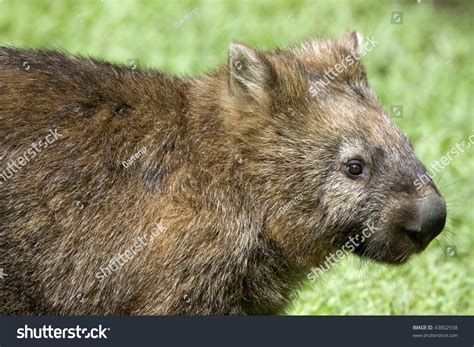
341,30,364,57
227,43,270,101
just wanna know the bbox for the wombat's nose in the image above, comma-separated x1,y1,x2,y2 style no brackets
415,193,446,248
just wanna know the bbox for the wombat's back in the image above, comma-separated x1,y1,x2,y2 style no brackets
0,46,188,144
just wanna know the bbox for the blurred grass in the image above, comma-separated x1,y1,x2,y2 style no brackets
1,0,472,315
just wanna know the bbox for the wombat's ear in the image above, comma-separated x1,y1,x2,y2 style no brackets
227,43,270,100
341,30,364,57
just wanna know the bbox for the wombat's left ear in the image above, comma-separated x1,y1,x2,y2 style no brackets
227,43,270,101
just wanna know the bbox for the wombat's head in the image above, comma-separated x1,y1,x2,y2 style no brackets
221,32,446,266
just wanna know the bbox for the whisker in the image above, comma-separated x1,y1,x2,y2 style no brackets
445,203,462,211
442,221,455,232
446,206,462,215
436,227,461,250
440,228,461,245
399,251,410,263
446,207,462,215
445,198,464,204
380,240,390,260
434,170,447,187
439,178,465,190
354,258,369,280
367,241,378,259
434,238,447,255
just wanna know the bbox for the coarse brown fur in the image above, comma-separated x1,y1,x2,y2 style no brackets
0,32,444,315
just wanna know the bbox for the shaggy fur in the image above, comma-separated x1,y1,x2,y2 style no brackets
0,32,443,315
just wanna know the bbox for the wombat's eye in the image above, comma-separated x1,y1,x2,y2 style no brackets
346,160,364,177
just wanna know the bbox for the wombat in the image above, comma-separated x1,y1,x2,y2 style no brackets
0,32,446,315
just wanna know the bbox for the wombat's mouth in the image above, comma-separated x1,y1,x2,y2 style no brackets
348,224,423,265
351,239,415,265
350,223,443,265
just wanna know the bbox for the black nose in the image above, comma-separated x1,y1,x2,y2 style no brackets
414,193,447,248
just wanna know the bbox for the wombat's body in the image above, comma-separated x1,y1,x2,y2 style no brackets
0,47,303,315
0,33,445,315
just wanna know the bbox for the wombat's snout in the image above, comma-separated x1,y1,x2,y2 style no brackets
397,191,447,250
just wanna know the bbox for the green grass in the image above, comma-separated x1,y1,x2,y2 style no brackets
1,0,472,315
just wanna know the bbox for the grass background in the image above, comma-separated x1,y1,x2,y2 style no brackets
0,0,472,315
